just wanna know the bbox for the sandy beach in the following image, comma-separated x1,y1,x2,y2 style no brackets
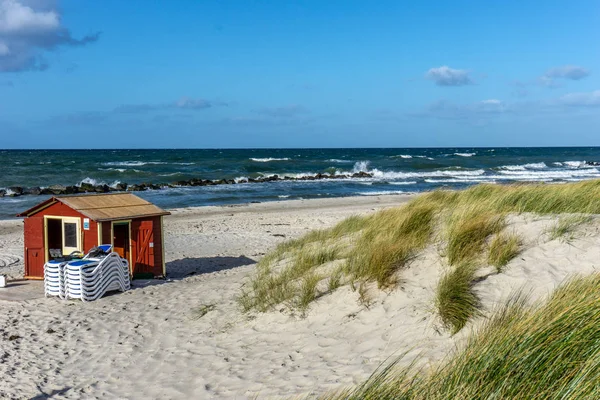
1,194,599,399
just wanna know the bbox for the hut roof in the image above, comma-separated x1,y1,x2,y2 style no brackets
17,193,171,221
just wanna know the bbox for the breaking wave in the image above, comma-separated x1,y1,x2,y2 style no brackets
249,157,291,162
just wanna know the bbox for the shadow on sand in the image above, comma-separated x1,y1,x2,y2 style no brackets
166,255,257,279
127,256,257,290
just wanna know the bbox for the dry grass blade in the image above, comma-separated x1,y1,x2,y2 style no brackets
435,263,480,334
488,232,521,272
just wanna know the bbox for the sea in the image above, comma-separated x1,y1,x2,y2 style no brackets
2,147,600,220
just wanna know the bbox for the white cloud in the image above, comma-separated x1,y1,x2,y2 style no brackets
545,65,590,80
559,90,600,107
425,66,473,86
176,97,212,110
0,0,58,33
539,65,590,88
0,0,99,72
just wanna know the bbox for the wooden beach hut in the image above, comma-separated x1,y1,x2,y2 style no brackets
17,193,170,280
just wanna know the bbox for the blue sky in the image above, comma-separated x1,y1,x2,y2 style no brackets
0,0,599,148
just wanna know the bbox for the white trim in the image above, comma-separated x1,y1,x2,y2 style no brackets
43,215,82,259
161,216,166,277
111,220,132,269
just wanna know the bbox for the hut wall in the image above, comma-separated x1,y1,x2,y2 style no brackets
37,202,99,252
23,217,45,278
130,216,164,277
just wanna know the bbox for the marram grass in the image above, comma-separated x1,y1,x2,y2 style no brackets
435,262,480,334
323,274,600,400
487,232,522,272
239,180,600,317
548,214,593,241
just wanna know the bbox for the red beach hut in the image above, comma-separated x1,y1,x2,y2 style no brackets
17,193,170,279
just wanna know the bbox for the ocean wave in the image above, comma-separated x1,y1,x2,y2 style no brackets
78,177,122,188
391,155,433,160
249,157,291,162
328,159,352,163
496,168,600,178
358,190,409,196
562,161,595,169
102,161,167,167
499,162,547,171
98,167,127,173
159,172,183,177
388,181,418,185
368,169,486,180
425,178,497,184
454,152,476,157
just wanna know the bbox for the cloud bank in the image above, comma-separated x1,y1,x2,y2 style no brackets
425,66,472,86
540,65,590,87
0,0,99,72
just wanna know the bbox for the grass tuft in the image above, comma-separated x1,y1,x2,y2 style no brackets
240,180,600,315
323,274,600,399
488,232,522,272
446,211,505,265
435,263,480,334
191,303,216,319
548,215,592,241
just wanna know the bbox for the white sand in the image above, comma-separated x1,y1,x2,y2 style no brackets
0,195,599,399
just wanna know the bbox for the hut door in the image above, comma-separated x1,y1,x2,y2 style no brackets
134,221,154,275
112,222,130,263
61,217,81,256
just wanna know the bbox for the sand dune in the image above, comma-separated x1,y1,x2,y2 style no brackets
0,195,599,399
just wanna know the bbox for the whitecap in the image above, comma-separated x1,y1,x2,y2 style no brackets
328,159,352,163
499,162,547,171
454,152,476,157
357,190,408,196
388,181,418,185
249,157,291,162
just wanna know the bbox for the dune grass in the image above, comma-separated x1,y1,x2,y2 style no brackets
435,262,480,334
446,210,505,265
323,274,600,399
488,232,522,272
548,215,593,241
240,180,600,319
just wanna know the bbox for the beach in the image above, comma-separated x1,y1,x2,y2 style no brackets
1,193,599,399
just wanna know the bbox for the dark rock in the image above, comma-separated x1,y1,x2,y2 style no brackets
114,183,128,191
80,182,95,192
586,161,600,166
47,185,67,195
8,186,23,196
352,171,372,178
23,187,41,195
65,186,79,194
0,189,5,197
128,184,146,191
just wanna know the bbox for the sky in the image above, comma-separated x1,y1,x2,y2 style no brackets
0,0,599,149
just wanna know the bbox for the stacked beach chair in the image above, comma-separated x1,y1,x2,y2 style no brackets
43,245,130,301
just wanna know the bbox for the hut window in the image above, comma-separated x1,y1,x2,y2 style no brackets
64,222,78,248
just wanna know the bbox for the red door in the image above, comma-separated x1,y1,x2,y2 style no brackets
134,221,154,276
26,248,44,278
